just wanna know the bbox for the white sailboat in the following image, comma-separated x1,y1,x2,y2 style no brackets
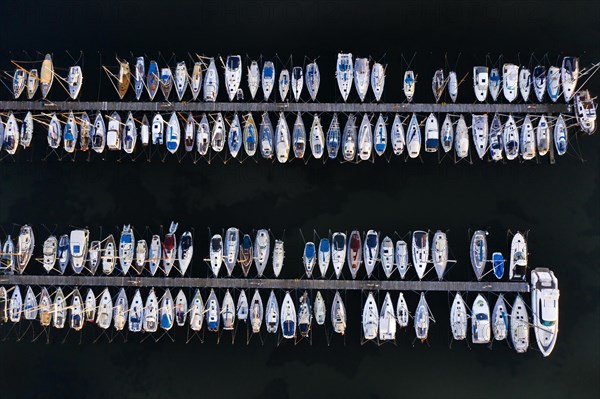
450,293,468,341
379,292,396,341
225,55,242,101
336,53,353,101
362,292,378,340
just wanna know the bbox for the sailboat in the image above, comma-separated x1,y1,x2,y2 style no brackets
547,66,561,103
331,232,346,279
133,240,146,274
123,112,137,154
106,112,122,151
42,235,58,273
129,289,144,332
489,114,503,161
117,60,130,100
318,238,331,277
148,235,162,276
16,224,34,274
24,286,38,320
262,61,275,101
203,58,219,102
96,288,113,329
225,55,242,101
102,234,116,275
450,293,468,340
536,115,550,156
184,114,195,152
162,222,178,275
189,289,204,331
291,66,303,101
196,114,210,155
424,113,439,153
519,68,531,102
67,66,83,100
209,234,223,277
331,291,346,335
297,291,312,337
533,65,546,102
47,113,62,149
275,112,290,163
265,291,279,334
247,61,260,100
448,71,458,102
492,252,505,279
143,288,159,332
239,234,253,277
440,114,453,153
511,295,529,353
237,290,249,323
53,288,66,329
190,62,203,101
159,67,173,99
119,225,135,275
395,240,409,279
396,292,409,328
374,114,387,156
57,234,70,274
314,292,326,326
473,66,489,102
178,231,193,276
363,230,379,277
69,229,89,274
492,294,509,341
342,114,357,161
250,289,264,333
13,69,26,99
280,292,296,338
310,115,325,159
133,57,145,100
292,113,306,159
306,61,320,101
489,68,500,101
503,115,519,160
379,292,396,341
414,293,430,341
362,292,378,340
380,236,394,278
472,114,489,159
26,68,39,99
9,286,23,323
391,114,405,155
160,289,174,331
175,289,188,327
303,242,316,277
80,112,92,151
354,58,370,101
279,69,290,101
554,114,568,156
259,112,274,159
113,288,128,331
243,113,258,157
406,113,421,159
146,60,159,100
404,70,416,102
470,230,487,280
40,54,54,99
371,62,385,101
347,230,362,279
502,63,519,102
272,240,284,277
224,227,239,276
84,288,96,323
412,230,429,279
211,113,226,152
432,230,448,280
561,56,579,102
336,53,353,101
166,112,181,154
174,62,188,101
326,114,341,159
357,114,373,161
432,69,445,102
520,115,536,160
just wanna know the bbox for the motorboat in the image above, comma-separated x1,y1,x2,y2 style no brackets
574,90,597,134
336,53,353,101
424,113,439,153
432,68,444,102
266,290,279,333
492,294,508,341
473,66,489,102
189,289,204,331
243,113,258,157
511,295,529,353
318,238,331,277
275,112,290,163
412,230,429,279
160,289,174,331
470,230,487,280
113,288,128,331
69,229,89,274
379,292,396,340
106,112,122,151
162,222,178,275
166,112,181,154
403,70,416,102
119,225,135,275
211,112,226,153
331,291,347,335
432,230,448,280
561,56,579,102
374,114,388,156
297,291,312,337
57,234,70,274
175,289,188,327
225,55,242,101
489,114,503,161
406,113,421,158
520,114,536,160
143,288,159,332
347,230,362,279
395,240,409,279
306,61,320,101
278,69,289,101
327,113,341,159
492,252,505,279
362,292,378,340
133,239,147,275
342,114,357,161
178,231,193,276
354,58,371,102
357,113,373,161
272,240,284,277
380,236,394,278
224,227,239,276
314,291,327,326
67,66,83,100
472,114,488,159
250,289,264,333
391,114,405,155
531,268,560,357
533,65,546,102
292,113,306,159
554,114,568,156
471,294,490,344
281,292,296,339
262,61,275,100
449,293,467,340
291,66,304,101
239,234,253,277
146,60,159,100
503,115,519,160
441,114,453,153
371,62,385,101
310,115,325,159
148,235,162,276
509,232,528,280
547,66,560,102
237,290,249,323
203,58,219,102
519,68,531,102
502,63,518,102
448,71,458,102
414,293,430,342
209,234,223,277
303,242,316,277
42,235,58,273
363,230,379,277
489,68,500,101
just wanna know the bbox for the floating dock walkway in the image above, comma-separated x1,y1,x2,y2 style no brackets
0,101,571,114
0,275,530,293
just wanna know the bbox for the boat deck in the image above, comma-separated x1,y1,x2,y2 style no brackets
0,275,530,292
0,101,571,114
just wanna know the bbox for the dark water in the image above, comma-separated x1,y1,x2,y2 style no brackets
0,0,599,398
